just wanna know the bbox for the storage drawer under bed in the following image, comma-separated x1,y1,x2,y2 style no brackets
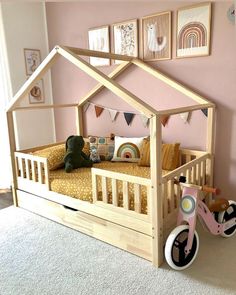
17,190,152,261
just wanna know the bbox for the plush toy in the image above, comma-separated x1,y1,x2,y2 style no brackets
63,135,93,173
90,146,101,163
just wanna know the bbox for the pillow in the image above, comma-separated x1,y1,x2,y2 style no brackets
32,140,90,171
32,144,65,171
138,137,150,167
138,139,180,170
88,136,114,161
162,143,180,170
112,136,145,163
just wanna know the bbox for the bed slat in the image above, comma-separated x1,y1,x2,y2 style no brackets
123,181,129,210
134,183,141,213
112,178,118,207
102,176,108,203
92,174,98,202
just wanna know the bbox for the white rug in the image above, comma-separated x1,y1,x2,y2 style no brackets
0,206,236,295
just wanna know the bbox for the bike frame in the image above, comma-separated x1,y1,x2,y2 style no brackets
177,183,236,254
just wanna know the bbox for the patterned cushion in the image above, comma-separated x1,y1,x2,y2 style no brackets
88,136,115,161
32,140,91,171
138,140,180,170
111,136,145,163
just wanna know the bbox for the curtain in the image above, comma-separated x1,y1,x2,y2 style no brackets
0,5,13,189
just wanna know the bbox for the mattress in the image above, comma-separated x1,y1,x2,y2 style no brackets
50,161,168,213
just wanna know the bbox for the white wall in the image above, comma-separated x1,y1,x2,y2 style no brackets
1,2,55,149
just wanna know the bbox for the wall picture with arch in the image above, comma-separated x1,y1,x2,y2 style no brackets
176,3,211,58
141,11,171,61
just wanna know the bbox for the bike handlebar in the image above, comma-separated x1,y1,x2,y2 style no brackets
175,177,220,195
202,186,221,195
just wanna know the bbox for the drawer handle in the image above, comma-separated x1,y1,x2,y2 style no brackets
62,205,78,212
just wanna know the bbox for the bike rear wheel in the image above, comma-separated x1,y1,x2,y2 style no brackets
164,225,199,270
218,201,236,237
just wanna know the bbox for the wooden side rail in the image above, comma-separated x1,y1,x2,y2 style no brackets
162,153,210,219
15,152,50,190
91,168,152,215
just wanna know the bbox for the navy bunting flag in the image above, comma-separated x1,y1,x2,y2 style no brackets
201,109,208,117
124,112,135,126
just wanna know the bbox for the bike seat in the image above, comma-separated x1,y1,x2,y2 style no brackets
208,199,230,212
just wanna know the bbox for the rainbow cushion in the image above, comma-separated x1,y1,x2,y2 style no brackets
111,136,145,163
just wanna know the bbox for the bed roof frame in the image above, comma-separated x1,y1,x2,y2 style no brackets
6,45,216,266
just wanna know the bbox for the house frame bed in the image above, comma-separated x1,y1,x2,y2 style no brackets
6,45,215,267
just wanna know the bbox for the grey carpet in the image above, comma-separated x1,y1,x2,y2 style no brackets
0,206,236,295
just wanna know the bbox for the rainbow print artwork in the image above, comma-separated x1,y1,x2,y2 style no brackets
177,3,211,58
178,22,207,50
117,142,140,159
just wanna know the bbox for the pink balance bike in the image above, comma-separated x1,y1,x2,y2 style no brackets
164,177,236,270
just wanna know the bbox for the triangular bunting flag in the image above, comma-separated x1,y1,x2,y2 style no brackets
180,112,190,123
201,109,208,117
124,112,135,126
83,102,90,112
108,109,118,122
95,105,104,117
161,115,170,127
140,115,149,128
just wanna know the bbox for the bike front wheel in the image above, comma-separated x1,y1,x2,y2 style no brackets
218,200,236,238
164,225,199,270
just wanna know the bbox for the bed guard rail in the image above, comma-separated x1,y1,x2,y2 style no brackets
91,167,152,215
15,152,50,190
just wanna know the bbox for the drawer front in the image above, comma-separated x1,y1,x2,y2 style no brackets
17,190,152,261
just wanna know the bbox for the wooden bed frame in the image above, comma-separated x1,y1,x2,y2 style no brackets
6,46,216,267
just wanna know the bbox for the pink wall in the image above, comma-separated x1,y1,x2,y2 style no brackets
46,2,236,199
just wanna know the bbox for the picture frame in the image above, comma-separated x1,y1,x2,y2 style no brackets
29,79,45,104
176,2,212,58
112,19,138,64
24,49,41,75
88,25,110,66
141,11,171,61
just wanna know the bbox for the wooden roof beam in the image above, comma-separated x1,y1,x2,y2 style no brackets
156,103,214,116
7,47,59,112
79,61,132,107
132,59,214,106
57,46,156,118
64,46,134,62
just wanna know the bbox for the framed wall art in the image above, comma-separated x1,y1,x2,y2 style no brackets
88,25,110,66
29,79,45,104
141,11,171,61
176,3,212,58
24,49,41,75
112,19,138,64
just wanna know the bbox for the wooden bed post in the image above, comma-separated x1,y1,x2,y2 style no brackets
150,115,163,266
206,106,216,203
76,105,84,136
6,111,18,206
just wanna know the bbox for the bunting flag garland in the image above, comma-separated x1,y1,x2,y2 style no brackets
201,109,208,117
83,102,90,112
180,112,190,123
124,112,135,126
108,109,118,122
160,115,170,127
140,114,149,128
95,105,104,117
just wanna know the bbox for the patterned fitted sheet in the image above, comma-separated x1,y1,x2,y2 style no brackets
50,161,168,213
